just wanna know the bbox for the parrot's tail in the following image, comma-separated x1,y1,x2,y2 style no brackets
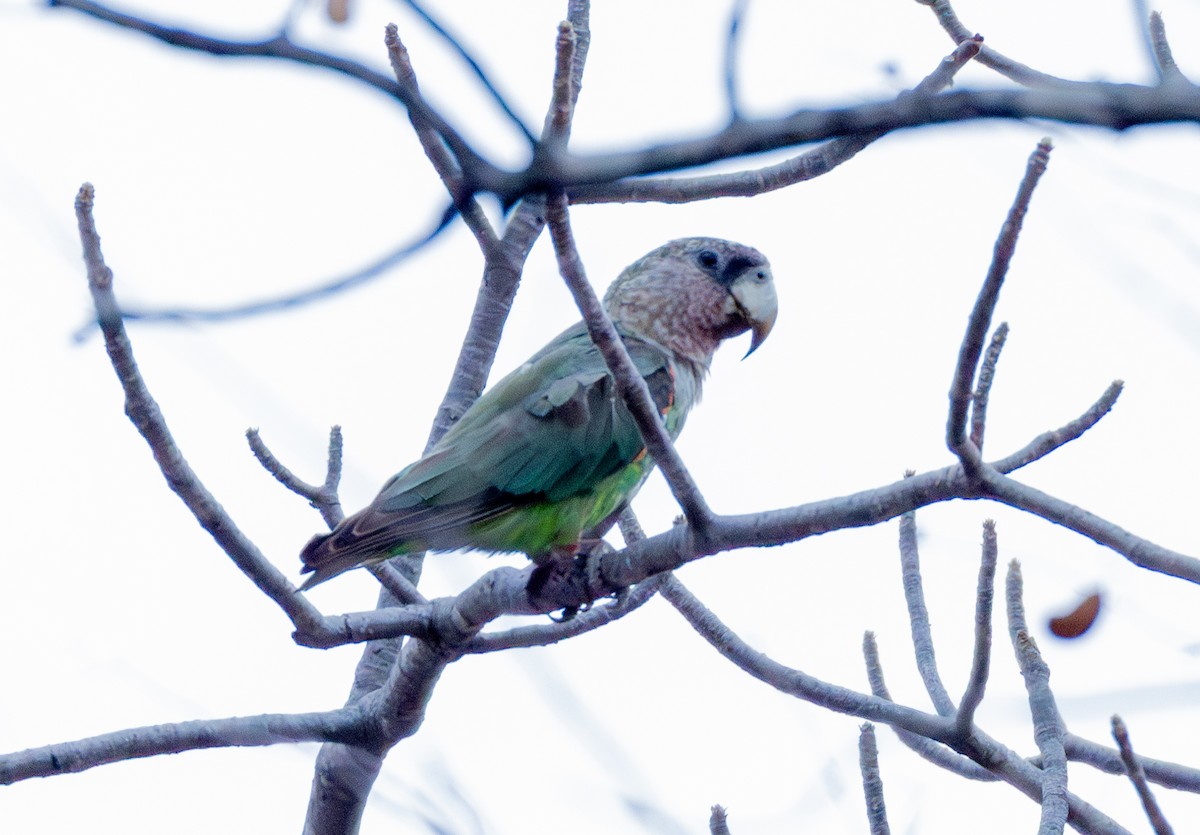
297,528,376,590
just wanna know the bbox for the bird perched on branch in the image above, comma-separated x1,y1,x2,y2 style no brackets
299,237,778,589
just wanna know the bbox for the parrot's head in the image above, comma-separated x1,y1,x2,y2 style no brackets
604,237,778,366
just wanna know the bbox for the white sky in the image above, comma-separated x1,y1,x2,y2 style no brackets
3,0,1200,832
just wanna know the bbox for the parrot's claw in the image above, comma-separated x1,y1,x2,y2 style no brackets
527,538,621,619
550,604,582,623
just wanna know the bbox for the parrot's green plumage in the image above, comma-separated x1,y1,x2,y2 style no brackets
299,237,778,589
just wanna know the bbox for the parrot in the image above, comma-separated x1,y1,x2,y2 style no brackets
298,237,778,590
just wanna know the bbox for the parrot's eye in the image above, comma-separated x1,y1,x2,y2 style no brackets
755,270,768,282
697,250,719,269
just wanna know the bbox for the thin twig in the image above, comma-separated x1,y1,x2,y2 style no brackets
247,427,344,529
247,428,321,499
1007,560,1069,834
723,0,749,121
898,509,955,716
543,20,578,141
323,427,344,501
385,25,498,255
544,192,713,531
709,805,731,835
465,574,666,652
859,723,891,835
1112,716,1176,835
1148,12,1186,86
981,470,1200,584
1064,734,1200,792
947,139,1052,476
245,429,443,606
400,0,537,145
50,0,410,101
956,520,998,736
368,563,429,605
970,323,1008,451
73,211,458,334
915,0,1094,90
991,381,1123,473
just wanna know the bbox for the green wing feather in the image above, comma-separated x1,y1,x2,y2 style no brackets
299,324,686,587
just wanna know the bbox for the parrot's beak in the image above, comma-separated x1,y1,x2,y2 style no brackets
730,268,778,358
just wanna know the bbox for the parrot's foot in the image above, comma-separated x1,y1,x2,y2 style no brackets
527,540,619,618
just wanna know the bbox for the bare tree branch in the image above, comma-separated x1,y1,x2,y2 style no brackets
1064,734,1200,792
898,507,956,716
970,323,1008,451
75,212,457,333
955,520,998,736
248,426,344,529
1006,560,1069,834
544,20,580,142
367,563,428,605
663,577,945,736
0,710,368,784
569,36,982,205
859,723,892,835
982,470,1200,582
1112,716,1176,835
304,600,467,832
75,184,326,633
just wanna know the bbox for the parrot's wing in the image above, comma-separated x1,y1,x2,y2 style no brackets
329,325,674,553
